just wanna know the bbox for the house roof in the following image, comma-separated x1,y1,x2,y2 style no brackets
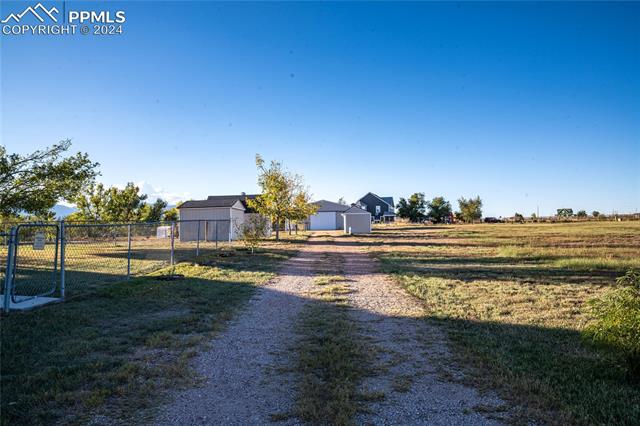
381,196,394,207
358,192,394,208
314,200,351,212
342,205,370,215
178,194,259,212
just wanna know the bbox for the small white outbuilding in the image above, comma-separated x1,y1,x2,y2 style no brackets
341,206,371,234
307,200,351,230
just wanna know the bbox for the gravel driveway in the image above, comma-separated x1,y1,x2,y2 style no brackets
155,239,329,426
155,233,506,425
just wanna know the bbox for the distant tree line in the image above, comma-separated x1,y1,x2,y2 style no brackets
395,193,483,223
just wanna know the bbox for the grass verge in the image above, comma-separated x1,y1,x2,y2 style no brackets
291,272,375,425
1,247,294,425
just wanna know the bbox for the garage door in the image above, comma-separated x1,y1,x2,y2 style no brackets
309,212,337,230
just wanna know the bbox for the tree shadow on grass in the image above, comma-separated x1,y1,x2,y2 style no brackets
0,260,274,425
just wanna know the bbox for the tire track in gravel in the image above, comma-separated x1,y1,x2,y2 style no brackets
333,240,507,425
154,242,326,426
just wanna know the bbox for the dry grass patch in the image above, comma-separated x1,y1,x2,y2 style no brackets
313,274,349,286
291,252,377,425
370,221,640,424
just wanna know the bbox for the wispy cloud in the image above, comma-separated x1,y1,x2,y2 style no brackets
116,181,192,205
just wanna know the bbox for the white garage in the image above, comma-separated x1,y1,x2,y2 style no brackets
307,200,350,230
309,212,338,230
342,206,372,234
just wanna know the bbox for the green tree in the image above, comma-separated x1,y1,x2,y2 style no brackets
105,183,148,222
69,183,109,221
457,196,483,223
531,213,538,222
396,193,426,222
139,199,168,222
163,207,179,221
576,210,587,218
72,182,152,222
288,192,318,234
0,140,98,217
247,155,314,241
426,196,452,223
514,213,525,223
337,197,347,206
592,211,601,218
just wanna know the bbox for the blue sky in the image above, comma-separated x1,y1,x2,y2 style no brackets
1,1,639,217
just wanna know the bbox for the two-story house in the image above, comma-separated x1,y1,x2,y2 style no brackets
355,192,396,222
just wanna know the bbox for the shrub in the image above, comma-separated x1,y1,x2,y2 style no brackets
584,269,640,383
236,214,270,253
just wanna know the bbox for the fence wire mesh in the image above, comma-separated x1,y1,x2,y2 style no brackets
2,220,236,310
11,224,59,302
0,232,8,295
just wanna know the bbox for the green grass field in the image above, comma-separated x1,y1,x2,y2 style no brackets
367,221,640,424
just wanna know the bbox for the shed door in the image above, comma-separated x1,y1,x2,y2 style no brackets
309,212,337,230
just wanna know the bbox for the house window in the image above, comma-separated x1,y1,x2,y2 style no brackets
375,205,381,215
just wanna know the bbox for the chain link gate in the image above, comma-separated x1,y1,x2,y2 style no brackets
2,219,237,312
2,224,60,311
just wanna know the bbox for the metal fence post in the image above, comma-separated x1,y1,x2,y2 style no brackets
3,227,16,313
126,224,132,279
196,220,200,257
215,221,218,249
228,219,232,245
204,220,208,243
60,220,66,300
170,221,175,265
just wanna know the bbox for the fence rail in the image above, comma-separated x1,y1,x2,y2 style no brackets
1,220,236,312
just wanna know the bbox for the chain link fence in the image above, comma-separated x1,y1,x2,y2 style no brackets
0,231,8,298
2,220,236,312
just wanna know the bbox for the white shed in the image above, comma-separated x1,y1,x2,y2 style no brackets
342,206,371,234
307,200,351,230
177,194,259,241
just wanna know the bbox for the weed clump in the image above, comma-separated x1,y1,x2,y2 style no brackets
584,269,640,383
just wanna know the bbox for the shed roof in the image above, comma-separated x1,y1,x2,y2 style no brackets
178,194,259,212
314,200,351,212
342,205,371,214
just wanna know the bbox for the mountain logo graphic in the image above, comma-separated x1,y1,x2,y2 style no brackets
1,3,59,24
